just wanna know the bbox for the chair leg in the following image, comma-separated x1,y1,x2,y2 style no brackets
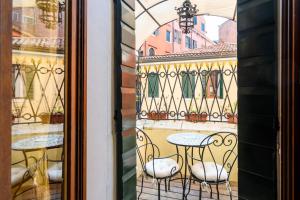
165,179,168,192
138,175,144,200
209,184,213,198
157,180,161,200
168,178,171,191
216,183,220,200
185,176,192,199
199,182,202,200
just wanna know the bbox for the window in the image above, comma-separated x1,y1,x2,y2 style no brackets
166,30,171,42
193,40,197,49
185,36,192,48
208,70,223,98
138,50,144,56
148,73,159,97
22,16,35,25
174,30,182,44
193,16,198,25
153,29,160,36
182,72,195,98
201,23,205,32
186,36,197,49
148,48,155,56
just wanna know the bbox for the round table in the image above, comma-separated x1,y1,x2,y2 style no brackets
167,132,212,199
12,134,64,151
12,134,64,168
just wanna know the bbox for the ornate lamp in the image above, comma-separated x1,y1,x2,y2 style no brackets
175,0,198,34
36,0,65,29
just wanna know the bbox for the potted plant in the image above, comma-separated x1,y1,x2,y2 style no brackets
185,104,208,123
39,106,64,124
147,111,168,120
225,102,238,124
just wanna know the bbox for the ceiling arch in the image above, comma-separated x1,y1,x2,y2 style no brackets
136,0,237,48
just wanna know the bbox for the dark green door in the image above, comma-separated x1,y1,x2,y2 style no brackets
115,0,137,200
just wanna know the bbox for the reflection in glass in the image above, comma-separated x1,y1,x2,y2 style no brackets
11,0,65,199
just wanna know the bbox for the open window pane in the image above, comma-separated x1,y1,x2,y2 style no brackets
11,0,66,199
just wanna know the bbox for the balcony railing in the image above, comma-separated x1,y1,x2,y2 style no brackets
12,57,64,124
136,62,238,122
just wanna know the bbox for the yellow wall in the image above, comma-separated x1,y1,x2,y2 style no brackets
139,59,238,117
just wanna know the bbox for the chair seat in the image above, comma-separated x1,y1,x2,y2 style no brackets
191,162,228,182
11,166,29,187
145,158,179,178
48,162,63,182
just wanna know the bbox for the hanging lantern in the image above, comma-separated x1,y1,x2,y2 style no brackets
175,0,198,34
36,0,65,29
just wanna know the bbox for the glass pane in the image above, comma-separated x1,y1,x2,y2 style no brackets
11,0,65,199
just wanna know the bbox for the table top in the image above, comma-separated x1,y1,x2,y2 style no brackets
12,134,64,151
167,133,213,147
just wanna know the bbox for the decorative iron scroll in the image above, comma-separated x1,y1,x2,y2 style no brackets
136,62,238,122
12,60,64,124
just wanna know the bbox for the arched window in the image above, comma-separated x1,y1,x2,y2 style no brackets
148,48,155,56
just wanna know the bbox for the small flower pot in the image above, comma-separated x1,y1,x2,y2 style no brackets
227,114,238,124
147,112,168,120
185,113,208,123
40,113,64,124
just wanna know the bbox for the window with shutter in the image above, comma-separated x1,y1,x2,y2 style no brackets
148,73,159,97
182,72,195,98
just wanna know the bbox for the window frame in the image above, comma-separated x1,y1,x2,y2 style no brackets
166,30,171,42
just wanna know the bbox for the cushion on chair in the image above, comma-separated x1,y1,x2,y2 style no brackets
11,166,29,187
145,158,179,178
191,162,228,182
48,162,63,182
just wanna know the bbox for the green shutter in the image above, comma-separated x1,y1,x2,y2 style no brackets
182,72,195,98
219,72,223,99
26,68,34,99
148,73,159,97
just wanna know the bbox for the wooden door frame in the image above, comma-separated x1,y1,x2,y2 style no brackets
281,0,300,199
0,0,12,199
0,0,87,199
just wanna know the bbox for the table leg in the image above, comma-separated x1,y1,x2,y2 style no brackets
182,146,188,199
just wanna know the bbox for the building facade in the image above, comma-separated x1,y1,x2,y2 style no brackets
139,16,215,56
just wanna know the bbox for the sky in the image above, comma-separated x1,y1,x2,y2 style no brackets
204,16,228,41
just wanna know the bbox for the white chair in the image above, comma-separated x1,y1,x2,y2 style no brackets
186,132,238,200
136,128,183,200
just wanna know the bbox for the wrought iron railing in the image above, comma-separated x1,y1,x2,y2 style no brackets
12,59,64,124
136,62,238,122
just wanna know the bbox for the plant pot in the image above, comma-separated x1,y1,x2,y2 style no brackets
227,114,238,124
39,113,64,124
147,112,168,120
185,113,207,123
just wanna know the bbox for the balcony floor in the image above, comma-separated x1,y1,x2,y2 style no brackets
137,177,238,200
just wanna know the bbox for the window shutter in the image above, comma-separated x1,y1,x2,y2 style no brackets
238,0,278,199
115,1,136,200
219,72,223,99
148,73,159,97
26,67,34,99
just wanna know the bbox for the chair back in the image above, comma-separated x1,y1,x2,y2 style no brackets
136,128,160,175
193,132,238,182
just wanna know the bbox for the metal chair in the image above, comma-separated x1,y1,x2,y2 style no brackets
186,132,238,200
12,155,40,199
136,128,183,200
47,149,64,184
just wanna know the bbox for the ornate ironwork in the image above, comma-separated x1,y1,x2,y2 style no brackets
12,59,64,124
136,128,184,199
136,62,238,122
175,0,198,34
186,132,238,199
36,0,65,29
